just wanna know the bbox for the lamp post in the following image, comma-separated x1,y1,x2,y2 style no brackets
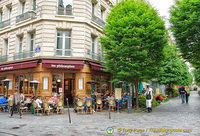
87,80,98,98
2,79,12,99
30,80,40,96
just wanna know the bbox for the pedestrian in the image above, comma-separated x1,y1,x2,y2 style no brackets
10,90,22,118
178,86,181,99
179,85,187,104
185,86,190,104
145,86,153,113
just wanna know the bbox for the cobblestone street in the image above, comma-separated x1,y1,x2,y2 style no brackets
0,91,199,136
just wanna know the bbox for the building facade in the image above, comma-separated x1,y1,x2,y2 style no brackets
0,0,116,105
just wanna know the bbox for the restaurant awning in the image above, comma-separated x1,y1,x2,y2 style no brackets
89,62,106,71
42,59,84,69
0,60,38,72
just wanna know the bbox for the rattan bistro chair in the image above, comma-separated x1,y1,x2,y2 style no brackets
32,102,43,116
96,98,103,112
43,102,52,116
56,101,64,114
8,100,13,113
108,99,115,112
85,100,93,114
77,100,84,114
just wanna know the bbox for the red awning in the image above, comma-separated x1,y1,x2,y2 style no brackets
0,60,38,72
89,62,106,71
42,59,84,69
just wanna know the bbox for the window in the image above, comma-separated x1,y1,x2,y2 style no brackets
19,37,23,53
3,39,8,56
0,10,2,22
8,81,12,90
30,33,34,51
92,3,95,16
56,31,71,56
21,2,25,14
57,0,73,15
78,78,83,90
101,7,105,20
32,0,36,11
91,36,97,59
43,77,48,90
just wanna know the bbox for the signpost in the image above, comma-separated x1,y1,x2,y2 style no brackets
66,98,71,123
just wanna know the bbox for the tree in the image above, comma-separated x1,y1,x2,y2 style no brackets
158,44,193,89
170,0,200,67
100,0,168,108
193,68,200,86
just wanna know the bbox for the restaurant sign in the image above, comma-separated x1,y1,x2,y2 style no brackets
42,63,83,69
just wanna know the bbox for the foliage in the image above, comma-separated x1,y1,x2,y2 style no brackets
193,69,200,86
193,87,197,91
152,96,159,107
166,88,179,98
158,44,193,86
100,0,167,83
154,93,169,102
170,0,200,67
198,91,200,96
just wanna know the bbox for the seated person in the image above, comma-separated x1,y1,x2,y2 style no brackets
0,94,8,107
20,92,26,106
156,95,162,103
35,96,43,108
49,94,57,111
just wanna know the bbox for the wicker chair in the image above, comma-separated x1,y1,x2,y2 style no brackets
96,98,103,112
108,99,115,112
32,102,43,116
85,100,93,114
43,102,52,116
20,103,28,115
77,100,84,114
8,100,13,113
56,101,64,114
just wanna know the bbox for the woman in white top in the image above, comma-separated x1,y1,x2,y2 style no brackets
145,87,153,113
35,96,43,108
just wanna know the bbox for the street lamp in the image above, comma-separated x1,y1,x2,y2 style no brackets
30,80,40,96
87,80,98,98
2,79,12,99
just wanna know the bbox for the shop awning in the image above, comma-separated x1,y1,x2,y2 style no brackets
0,60,38,72
89,62,106,71
42,59,84,69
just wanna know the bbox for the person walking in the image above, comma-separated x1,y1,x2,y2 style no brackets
145,87,153,113
10,90,22,118
179,85,187,104
185,86,190,104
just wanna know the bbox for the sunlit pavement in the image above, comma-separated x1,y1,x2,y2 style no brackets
0,91,199,136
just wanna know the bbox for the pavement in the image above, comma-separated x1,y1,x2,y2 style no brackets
0,91,199,136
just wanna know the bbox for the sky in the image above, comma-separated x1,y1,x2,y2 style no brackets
148,0,175,28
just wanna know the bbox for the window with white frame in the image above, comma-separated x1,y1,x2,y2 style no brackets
91,36,97,59
32,0,36,11
57,0,73,15
78,78,83,90
101,6,105,20
21,2,25,14
30,33,34,51
7,6,12,19
18,37,23,53
0,10,2,22
92,2,96,16
43,77,48,90
3,39,8,56
56,31,71,56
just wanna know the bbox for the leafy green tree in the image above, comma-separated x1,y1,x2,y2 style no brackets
193,69,200,86
100,0,168,108
170,0,200,67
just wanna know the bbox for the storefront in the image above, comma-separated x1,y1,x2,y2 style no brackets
0,59,112,106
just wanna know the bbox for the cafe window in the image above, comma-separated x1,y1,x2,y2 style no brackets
15,75,19,90
78,78,83,90
52,74,62,94
8,81,12,90
43,77,48,90
0,77,5,94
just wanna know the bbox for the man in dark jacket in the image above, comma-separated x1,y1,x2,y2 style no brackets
179,85,187,104
10,90,22,118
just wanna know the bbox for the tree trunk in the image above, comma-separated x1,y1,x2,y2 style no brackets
134,81,139,109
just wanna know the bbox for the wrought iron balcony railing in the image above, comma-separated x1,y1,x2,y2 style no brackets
91,15,106,27
57,7,73,16
0,55,8,62
0,19,10,29
13,51,34,60
16,10,36,23
55,49,72,56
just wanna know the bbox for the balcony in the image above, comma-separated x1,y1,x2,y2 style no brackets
87,50,102,61
0,19,10,29
91,15,106,27
57,7,73,16
55,49,72,56
13,51,34,60
16,10,36,23
0,55,8,62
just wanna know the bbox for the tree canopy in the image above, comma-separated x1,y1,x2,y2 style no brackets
170,0,200,67
100,0,168,83
193,68,200,86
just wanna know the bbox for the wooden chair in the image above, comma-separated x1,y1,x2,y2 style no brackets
108,99,115,112
85,100,93,114
43,102,52,116
77,100,84,114
96,98,103,112
56,101,64,114
8,100,13,113
20,103,28,115
32,102,43,116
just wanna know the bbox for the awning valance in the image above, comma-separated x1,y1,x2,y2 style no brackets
0,60,38,72
89,62,106,71
42,59,84,69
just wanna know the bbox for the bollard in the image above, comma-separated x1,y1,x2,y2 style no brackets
109,104,111,119
66,98,71,123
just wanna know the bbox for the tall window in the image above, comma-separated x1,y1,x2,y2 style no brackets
30,33,34,51
3,39,8,56
32,0,36,11
0,10,2,22
91,37,97,59
92,3,95,16
19,37,23,53
57,0,73,15
21,2,25,14
7,6,12,19
56,31,71,56
101,7,105,20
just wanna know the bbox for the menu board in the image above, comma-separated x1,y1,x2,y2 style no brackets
115,88,122,99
